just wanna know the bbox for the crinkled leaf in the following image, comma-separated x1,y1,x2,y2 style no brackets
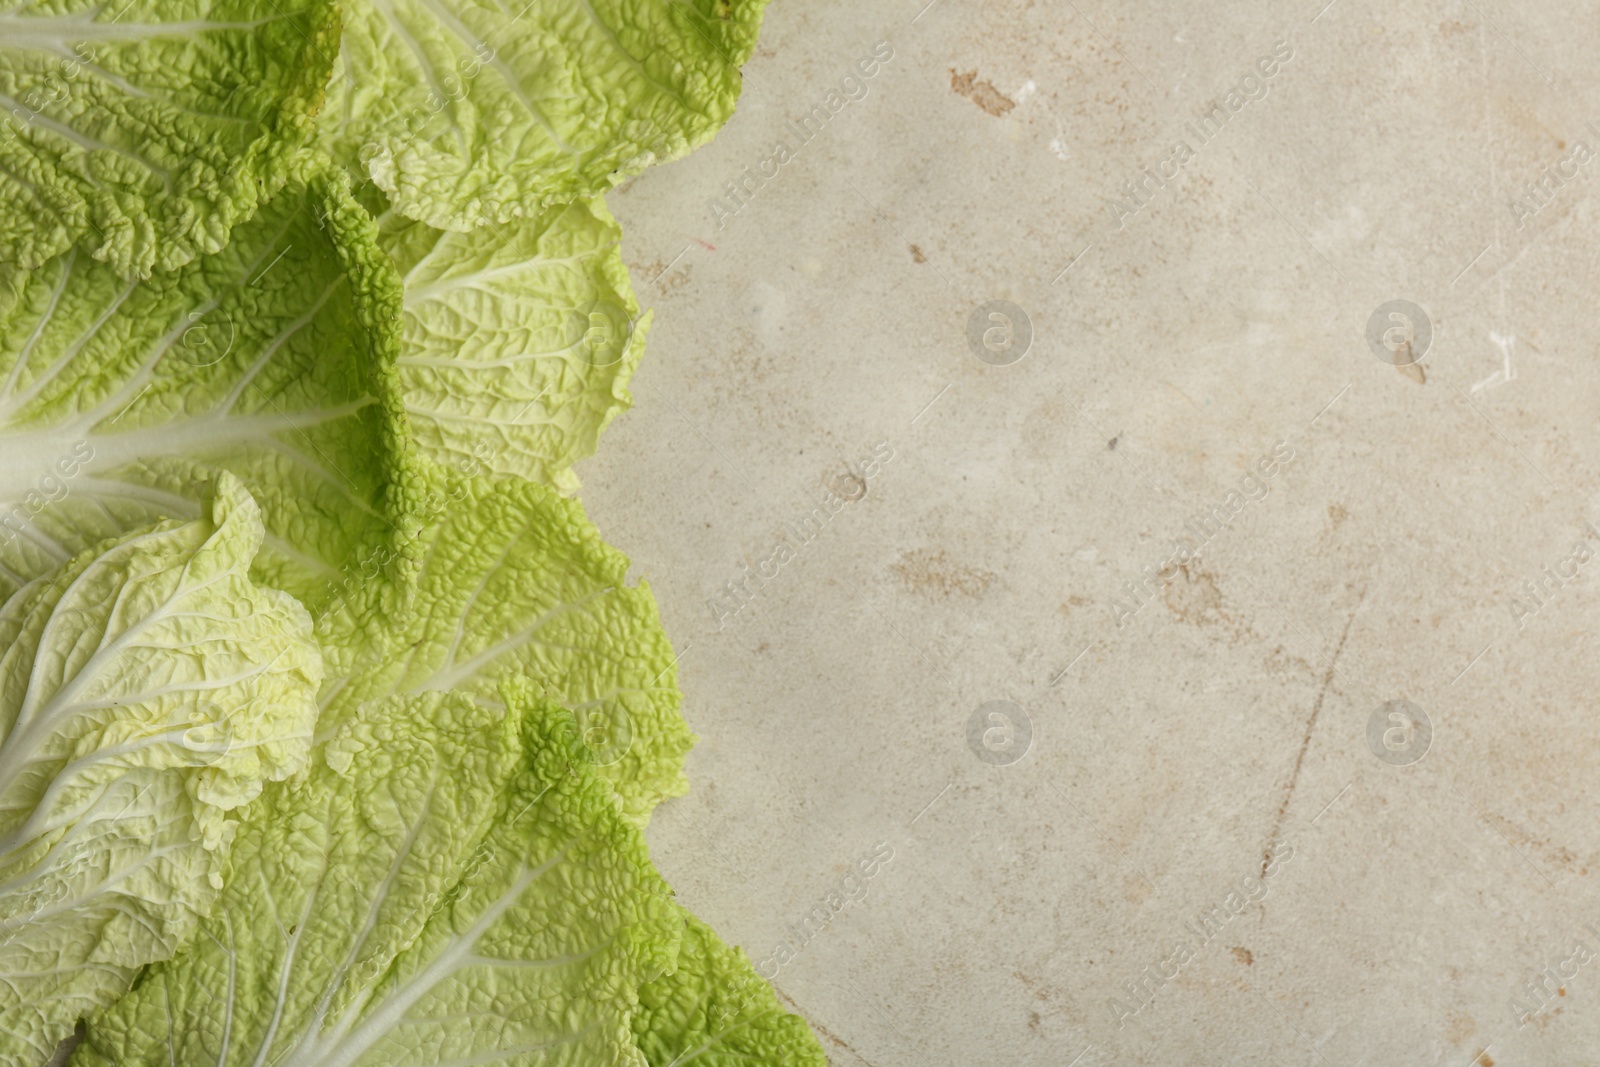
0,0,340,278
0,473,321,1065
324,0,768,230
634,908,826,1067
0,166,413,614
318,466,691,824
380,196,649,494
78,688,677,1067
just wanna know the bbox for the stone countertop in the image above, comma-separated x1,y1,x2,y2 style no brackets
581,2,1600,1064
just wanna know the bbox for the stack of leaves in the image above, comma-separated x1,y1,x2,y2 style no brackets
0,1,824,1064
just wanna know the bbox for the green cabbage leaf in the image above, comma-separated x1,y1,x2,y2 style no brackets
634,908,828,1067
380,196,649,494
0,472,320,1064
317,466,692,825
0,168,412,614
0,0,340,278
324,0,766,230
0,0,827,1062
78,688,676,1067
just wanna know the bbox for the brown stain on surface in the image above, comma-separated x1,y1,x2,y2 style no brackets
892,548,996,598
1230,946,1253,966
1446,1011,1475,1044
631,258,692,291
1264,644,1314,679
909,243,926,262
1483,811,1588,876
949,69,1016,116
1013,969,1073,1014
1162,565,1228,625
1122,869,1154,905
1396,361,1426,384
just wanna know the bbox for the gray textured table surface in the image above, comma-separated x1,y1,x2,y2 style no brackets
583,2,1600,1063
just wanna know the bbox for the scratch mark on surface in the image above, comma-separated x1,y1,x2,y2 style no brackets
1260,590,1365,878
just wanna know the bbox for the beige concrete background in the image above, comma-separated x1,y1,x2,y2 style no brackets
581,1,1600,1064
